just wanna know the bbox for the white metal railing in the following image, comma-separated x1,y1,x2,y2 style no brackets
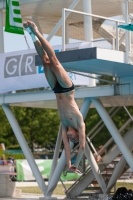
62,8,131,63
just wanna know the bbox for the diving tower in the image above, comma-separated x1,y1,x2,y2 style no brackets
1,0,133,199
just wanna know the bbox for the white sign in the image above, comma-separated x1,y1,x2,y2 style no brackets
0,47,91,94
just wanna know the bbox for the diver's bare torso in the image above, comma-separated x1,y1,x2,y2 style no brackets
55,90,83,130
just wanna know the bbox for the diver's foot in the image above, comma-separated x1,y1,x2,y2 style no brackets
23,22,33,34
27,21,39,35
23,21,39,35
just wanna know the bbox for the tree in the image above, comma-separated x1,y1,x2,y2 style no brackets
0,106,60,152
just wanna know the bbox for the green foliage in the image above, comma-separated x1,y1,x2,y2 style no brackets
9,154,25,159
0,150,4,158
0,106,60,152
8,144,21,150
96,75,114,86
0,150,24,160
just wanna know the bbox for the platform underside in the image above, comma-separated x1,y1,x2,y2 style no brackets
8,94,133,109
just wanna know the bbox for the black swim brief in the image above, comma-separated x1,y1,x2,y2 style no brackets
52,81,74,93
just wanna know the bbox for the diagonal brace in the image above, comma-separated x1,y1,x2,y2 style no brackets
2,104,47,195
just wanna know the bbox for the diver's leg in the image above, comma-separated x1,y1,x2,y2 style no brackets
25,21,72,88
24,24,57,89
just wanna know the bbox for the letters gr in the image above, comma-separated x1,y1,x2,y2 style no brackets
4,53,36,78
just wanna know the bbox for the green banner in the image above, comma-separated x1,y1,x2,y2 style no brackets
16,160,81,181
5,0,24,35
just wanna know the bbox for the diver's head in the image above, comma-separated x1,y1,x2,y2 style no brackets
67,127,79,143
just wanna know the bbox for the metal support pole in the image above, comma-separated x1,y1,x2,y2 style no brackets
129,30,131,52
47,98,91,196
2,104,47,195
65,22,69,44
120,1,128,61
85,142,106,193
112,38,115,50
91,98,133,172
83,0,93,42
116,21,119,51
0,9,4,53
62,8,65,51
125,0,129,63
83,0,95,87
47,0,80,42
49,123,62,181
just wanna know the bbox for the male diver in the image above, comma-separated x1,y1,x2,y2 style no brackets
23,21,86,174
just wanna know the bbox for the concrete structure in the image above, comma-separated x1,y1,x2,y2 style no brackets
0,174,21,197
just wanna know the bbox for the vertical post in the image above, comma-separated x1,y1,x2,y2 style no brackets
83,0,93,42
62,8,65,51
91,98,133,172
0,9,4,53
125,0,129,63
112,38,115,50
129,31,131,52
83,0,95,86
116,21,119,51
65,22,69,44
2,104,47,195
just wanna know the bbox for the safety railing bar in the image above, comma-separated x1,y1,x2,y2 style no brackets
64,8,125,23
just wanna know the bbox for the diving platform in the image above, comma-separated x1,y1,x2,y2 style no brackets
36,47,127,78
